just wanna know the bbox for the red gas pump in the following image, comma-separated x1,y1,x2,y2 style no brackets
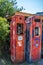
10,15,26,63
26,15,42,62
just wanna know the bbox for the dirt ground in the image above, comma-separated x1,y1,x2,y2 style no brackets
0,58,43,65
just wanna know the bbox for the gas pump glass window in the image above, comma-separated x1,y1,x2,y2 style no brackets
34,27,40,36
17,23,23,35
34,19,40,22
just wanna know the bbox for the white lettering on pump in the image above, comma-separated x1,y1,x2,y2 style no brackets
18,42,22,46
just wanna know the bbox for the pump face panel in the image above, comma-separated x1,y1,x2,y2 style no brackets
10,15,26,63
31,16,42,62
26,16,42,62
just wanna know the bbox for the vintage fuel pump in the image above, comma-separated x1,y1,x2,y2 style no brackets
26,15,42,62
10,15,26,63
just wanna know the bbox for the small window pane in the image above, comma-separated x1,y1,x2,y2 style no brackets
17,23,23,35
34,27,39,36
34,19,40,22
